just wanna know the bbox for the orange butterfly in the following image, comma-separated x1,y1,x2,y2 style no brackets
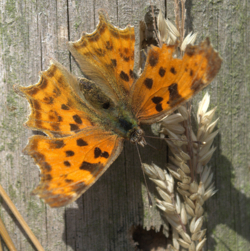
17,13,221,207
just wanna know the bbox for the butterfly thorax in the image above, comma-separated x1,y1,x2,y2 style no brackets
80,78,146,145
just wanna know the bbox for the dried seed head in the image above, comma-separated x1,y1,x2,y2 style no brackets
181,203,188,225
175,193,181,214
181,32,198,51
168,169,182,180
189,193,199,201
189,181,198,193
199,146,216,165
178,238,190,249
156,187,172,203
162,113,185,125
165,215,181,229
188,241,196,251
190,216,197,233
185,196,196,209
196,238,207,251
157,10,169,43
152,163,166,181
150,178,169,191
142,163,159,179
200,107,217,126
193,216,204,233
180,162,191,174
182,176,192,184
195,202,204,218
178,182,190,190
197,92,210,124
177,187,191,197
198,182,205,196
178,106,189,120
178,229,191,243
172,229,180,250
185,202,195,217
203,186,217,201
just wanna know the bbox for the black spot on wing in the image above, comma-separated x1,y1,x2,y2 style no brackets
43,162,52,172
144,78,153,89
58,116,63,122
39,78,48,89
72,114,82,124
152,97,163,104
33,100,41,110
101,151,109,158
46,66,57,77
159,67,166,77
120,71,129,82
61,104,70,110
155,103,163,112
43,96,54,104
77,139,88,146
167,83,184,107
94,147,102,158
50,140,65,149
79,161,101,172
94,147,110,159
106,41,113,50
111,59,117,67
65,151,74,157
170,67,177,74
65,179,73,183
70,124,79,131
64,161,71,167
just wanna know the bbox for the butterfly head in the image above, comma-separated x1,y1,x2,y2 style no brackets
129,127,147,147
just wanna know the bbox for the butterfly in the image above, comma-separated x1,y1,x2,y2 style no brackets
17,12,222,207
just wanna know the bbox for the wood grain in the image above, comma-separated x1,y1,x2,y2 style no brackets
0,0,249,250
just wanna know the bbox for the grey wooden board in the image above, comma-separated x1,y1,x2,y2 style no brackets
0,0,249,250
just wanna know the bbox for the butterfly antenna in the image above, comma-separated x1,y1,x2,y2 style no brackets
136,143,153,207
144,135,205,145
145,141,158,151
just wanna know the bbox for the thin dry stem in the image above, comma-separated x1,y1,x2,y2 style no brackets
0,184,45,251
174,0,181,36
181,0,186,43
0,216,17,251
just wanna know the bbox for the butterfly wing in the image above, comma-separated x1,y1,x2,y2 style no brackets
17,60,99,138
25,127,123,207
18,61,124,207
68,12,136,103
130,38,222,123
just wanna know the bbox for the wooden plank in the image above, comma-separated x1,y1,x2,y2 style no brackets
0,0,249,250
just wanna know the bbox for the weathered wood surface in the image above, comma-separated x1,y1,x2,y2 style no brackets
0,0,249,250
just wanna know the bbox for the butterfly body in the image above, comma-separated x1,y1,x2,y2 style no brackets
18,12,222,207
79,77,144,143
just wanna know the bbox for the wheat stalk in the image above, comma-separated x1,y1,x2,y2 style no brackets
145,92,218,251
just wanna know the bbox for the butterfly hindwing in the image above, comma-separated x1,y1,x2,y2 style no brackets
24,127,123,207
130,38,222,123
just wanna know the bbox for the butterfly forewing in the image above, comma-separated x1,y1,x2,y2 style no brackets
68,12,136,102
130,38,222,123
18,61,99,137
